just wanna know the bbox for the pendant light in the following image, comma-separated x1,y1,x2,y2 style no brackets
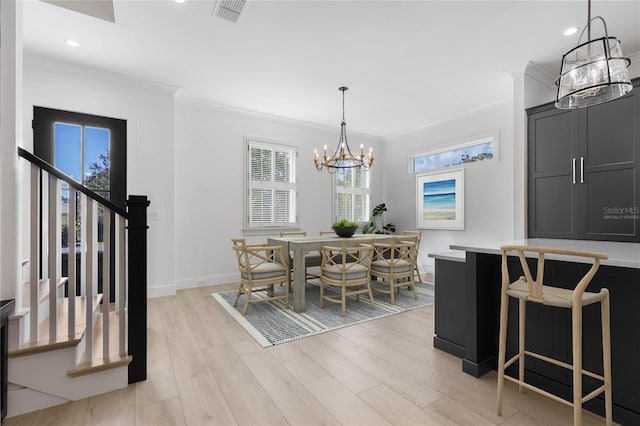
314,87,373,174
555,0,632,109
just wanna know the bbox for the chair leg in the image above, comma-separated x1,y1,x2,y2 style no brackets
572,304,583,426
409,277,417,300
284,278,290,309
519,299,525,393
242,286,251,315
414,264,422,282
367,281,375,309
389,279,395,305
601,290,612,426
496,292,509,416
341,286,346,317
320,280,325,309
233,284,242,307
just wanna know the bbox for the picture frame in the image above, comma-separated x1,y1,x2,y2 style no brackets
416,168,464,230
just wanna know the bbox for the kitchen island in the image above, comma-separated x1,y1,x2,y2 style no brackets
430,239,640,424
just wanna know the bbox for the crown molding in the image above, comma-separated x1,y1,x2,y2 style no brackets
524,62,556,90
175,94,382,142
384,97,511,140
24,53,181,95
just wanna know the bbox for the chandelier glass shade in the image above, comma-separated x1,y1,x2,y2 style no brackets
555,1,632,109
314,87,373,173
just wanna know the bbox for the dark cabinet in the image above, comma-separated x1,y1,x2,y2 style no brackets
528,80,640,242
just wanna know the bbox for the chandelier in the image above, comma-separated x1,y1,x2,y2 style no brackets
314,87,373,173
555,0,632,109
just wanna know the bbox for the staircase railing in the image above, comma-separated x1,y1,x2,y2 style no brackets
17,147,148,383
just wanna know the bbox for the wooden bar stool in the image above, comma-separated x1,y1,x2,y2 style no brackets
496,245,611,426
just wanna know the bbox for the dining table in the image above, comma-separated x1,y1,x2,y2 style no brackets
267,234,391,312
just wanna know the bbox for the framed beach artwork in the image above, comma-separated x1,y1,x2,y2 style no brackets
416,168,464,230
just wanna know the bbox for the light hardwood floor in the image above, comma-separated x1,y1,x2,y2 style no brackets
4,283,612,426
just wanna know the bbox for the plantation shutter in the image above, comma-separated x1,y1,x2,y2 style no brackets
247,140,297,227
334,167,370,223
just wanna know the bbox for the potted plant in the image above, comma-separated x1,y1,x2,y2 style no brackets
332,219,359,238
362,203,396,234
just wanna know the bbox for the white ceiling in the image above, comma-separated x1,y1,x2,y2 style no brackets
22,0,640,137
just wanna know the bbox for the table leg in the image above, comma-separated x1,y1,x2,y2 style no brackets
292,245,306,312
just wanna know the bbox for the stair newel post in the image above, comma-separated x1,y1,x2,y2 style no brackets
126,195,149,383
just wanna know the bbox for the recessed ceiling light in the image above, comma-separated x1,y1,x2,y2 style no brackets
174,0,185,3
65,39,80,47
564,27,578,36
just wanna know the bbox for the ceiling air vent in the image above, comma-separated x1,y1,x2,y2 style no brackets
212,0,246,24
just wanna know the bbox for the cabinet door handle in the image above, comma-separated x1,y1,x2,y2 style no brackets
572,158,576,184
580,157,584,183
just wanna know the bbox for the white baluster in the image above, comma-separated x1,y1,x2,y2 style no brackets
80,194,87,297
29,165,39,343
102,208,110,360
68,189,76,338
48,174,60,340
85,199,95,363
117,215,126,356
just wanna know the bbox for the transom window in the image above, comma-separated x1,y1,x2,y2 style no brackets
410,136,495,173
246,139,298,229
334,167,370,223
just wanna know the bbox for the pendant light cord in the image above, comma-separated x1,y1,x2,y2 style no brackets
587,0,591,42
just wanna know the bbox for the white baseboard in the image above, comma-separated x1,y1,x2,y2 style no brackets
147,283,176,298
175,273,237,291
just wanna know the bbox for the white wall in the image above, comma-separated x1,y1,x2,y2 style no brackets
381,99,514,274
22,55,176,298
0,0,24,303
173,98,383,290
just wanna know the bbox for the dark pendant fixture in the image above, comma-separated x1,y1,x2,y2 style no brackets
314,87,373,174
555,0,632,109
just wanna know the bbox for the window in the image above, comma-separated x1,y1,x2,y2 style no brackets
246,139,297,229
410,136,495,173
54,122,111,200
334,167,370,223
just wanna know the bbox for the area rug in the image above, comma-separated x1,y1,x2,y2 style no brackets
211,281,434,347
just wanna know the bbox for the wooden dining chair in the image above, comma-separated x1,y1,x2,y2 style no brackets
280,231,322,279
496,245,611,426
402,230,423,282
370,236,418,305
319,242,375,317
230,238,289,315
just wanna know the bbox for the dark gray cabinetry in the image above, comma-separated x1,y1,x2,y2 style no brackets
528,81,640,242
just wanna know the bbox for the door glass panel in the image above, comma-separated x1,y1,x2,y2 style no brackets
54,122,82,183
84,126,111,195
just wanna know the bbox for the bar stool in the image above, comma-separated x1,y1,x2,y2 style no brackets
496,245,611,426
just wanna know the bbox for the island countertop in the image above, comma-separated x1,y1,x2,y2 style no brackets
449,238,640,269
